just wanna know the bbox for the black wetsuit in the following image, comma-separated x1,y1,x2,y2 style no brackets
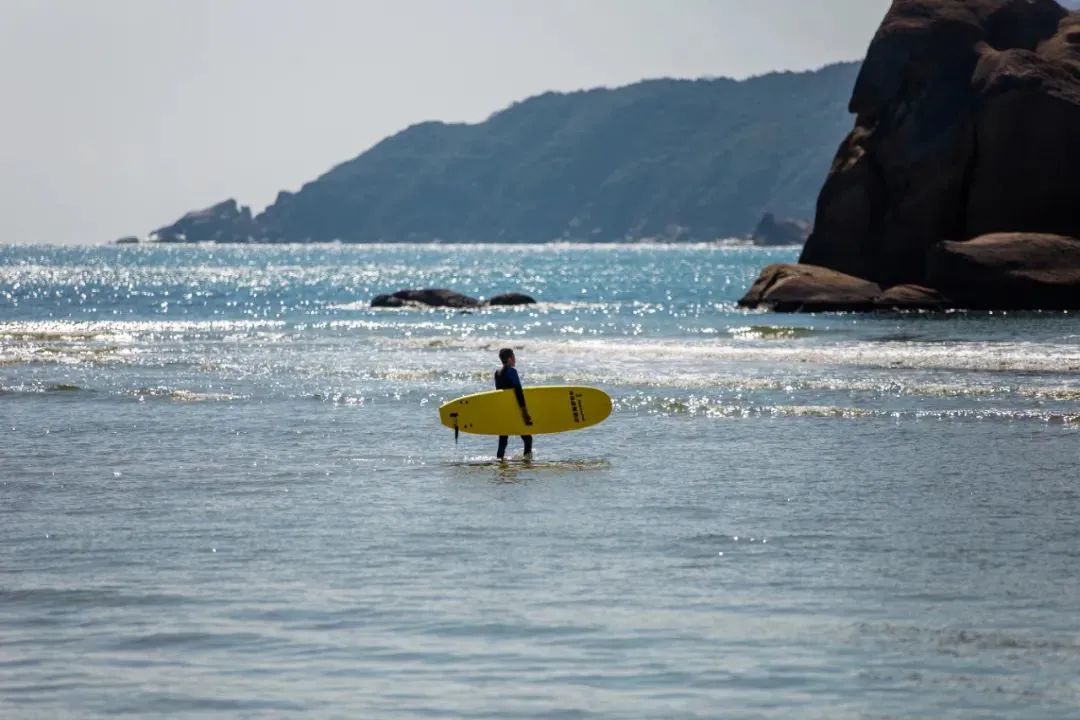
495,365,533,459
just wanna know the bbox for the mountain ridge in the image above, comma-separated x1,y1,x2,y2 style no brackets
150,62,861,244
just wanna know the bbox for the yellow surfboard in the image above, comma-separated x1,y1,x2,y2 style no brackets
439,386,612,436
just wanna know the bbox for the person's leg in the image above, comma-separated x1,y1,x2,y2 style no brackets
522,435,533,456
497,435,509,459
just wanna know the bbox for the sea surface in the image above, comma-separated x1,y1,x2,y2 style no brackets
2,242,1079,719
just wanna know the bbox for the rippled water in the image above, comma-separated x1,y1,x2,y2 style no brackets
2,243,1079,718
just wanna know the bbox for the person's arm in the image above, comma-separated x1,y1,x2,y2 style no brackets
507,368,532,425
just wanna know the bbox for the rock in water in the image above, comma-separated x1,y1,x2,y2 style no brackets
750,213,811,246
370,294,406,308
874,284,951,311
738,264,882,312
372,289,536,308
926,233,1080,309
486,293,536,306
800,0,1080,289
390,289,481,308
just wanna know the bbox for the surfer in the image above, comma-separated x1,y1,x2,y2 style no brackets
495,348,533,460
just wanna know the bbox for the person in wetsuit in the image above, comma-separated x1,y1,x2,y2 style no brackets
495,348,533,460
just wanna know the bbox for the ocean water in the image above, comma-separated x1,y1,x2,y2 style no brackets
2,242,1079,719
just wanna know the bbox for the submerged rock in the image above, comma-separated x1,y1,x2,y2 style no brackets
738,263,881,312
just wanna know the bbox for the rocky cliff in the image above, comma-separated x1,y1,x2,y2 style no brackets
743,0,1080,311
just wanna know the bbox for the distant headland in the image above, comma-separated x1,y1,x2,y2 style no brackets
130,63,861,245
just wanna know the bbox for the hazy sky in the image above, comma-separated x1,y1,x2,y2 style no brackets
0,0,893,245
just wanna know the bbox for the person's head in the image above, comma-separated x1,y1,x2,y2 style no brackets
498,348,516,366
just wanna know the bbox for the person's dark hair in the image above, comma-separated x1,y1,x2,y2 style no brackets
498,348,515,363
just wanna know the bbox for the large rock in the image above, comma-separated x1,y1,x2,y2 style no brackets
749,213,811,246
370,294,406,308
874,284,951,310
386,288,481,308
738,263,882,312
800,0,1080,288
372,289,538,308
151,199,261,243
926,232,1080,309
965,12,1080,240
486,293,536,306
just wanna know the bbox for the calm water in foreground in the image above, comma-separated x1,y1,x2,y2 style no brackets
2,243,1079,719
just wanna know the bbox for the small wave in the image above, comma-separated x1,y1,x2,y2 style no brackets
131,387,245,402
0,382,90,395
362,362,1078,401
380,336,1080,375
326,300,372,311
369,366,487,383
728,325,818,340
618,395,1080,425
309,392,367,406
46,383,82,392
856,621,1080,653
0,320,296,369
1016,386,1080,401
1,319,285,339
0,345,132,368
631,399,876,420
523,301,619,312
318,319,466,332
0,329,104,342
0,587,190,609
110,631,269,652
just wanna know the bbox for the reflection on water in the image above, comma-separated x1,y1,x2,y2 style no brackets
449,457,614,483
2,243,1079,718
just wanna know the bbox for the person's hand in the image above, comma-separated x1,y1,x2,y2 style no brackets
523,413,533,426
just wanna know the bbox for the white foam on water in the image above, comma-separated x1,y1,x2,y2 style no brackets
381,335,1080,374
616,395,1080,425
1,319,286,338
130,387,246,402
4,320,1078,405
